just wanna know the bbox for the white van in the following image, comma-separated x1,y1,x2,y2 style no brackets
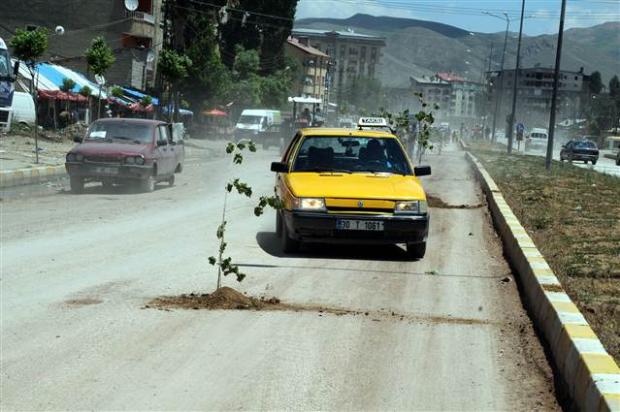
234,109,282,147
11,91,36,126
525,127,548,151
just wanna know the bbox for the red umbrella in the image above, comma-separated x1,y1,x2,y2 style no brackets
204,108,228,117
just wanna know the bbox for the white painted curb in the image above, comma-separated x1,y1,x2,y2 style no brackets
463,143,619,412
0,165,66,188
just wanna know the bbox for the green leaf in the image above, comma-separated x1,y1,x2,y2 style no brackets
208,256,216,265
226,143,235,154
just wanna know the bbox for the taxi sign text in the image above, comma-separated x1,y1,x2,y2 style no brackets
357,117,388,127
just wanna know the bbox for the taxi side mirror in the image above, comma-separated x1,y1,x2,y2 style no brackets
271,162,288,173
414,165,431,176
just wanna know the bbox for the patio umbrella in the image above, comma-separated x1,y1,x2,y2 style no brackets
204,108,228,117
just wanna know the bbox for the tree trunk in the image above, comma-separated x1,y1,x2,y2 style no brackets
29,67,40,164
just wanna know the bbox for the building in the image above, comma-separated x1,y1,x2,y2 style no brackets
291,28,386,105
409,73,483,122
485,67,590,128
0,0,163,91
285,37,330,108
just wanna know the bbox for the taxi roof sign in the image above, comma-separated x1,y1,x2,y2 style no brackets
358,117,389,128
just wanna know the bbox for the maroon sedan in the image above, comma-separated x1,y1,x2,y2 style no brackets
65,118,184,193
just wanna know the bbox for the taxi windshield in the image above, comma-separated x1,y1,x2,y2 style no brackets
292,136,412,175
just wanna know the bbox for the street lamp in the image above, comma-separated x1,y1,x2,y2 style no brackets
483,11,510,142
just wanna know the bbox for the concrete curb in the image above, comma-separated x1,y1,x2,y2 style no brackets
0,165,66,188
463,144,620,412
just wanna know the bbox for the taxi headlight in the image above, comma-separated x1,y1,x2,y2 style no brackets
395,200,427,215
66,153,77,162
294,197,326,211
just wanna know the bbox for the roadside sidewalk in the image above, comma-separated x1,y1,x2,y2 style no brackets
0,134,72,188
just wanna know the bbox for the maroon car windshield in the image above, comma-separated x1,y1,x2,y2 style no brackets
86,122,153,144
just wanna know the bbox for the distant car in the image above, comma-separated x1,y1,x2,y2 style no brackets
560,139,599,164
524,128,548,151
65,118,184,193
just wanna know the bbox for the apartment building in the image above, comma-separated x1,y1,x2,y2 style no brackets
0,0,163,90
291,28,386,105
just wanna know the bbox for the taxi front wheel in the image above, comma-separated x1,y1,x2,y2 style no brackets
406,242,426,260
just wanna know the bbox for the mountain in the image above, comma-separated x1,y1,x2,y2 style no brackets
295,15,620,88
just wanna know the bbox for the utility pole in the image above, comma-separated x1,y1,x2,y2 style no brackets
484,12,510,142
507,0,525,154
545,0,567,170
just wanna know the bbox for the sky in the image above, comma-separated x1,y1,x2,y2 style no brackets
296,0,620,36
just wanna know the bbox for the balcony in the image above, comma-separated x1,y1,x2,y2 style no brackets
122,10,156,39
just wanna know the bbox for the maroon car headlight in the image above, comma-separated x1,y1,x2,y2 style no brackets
66,153,77,162
125,156,136,165
76,153,84,161
135,156,145,165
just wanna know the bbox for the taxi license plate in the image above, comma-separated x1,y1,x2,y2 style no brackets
93,166,118,174
336,219,384,231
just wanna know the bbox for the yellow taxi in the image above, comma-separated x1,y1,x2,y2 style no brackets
270,117,431,259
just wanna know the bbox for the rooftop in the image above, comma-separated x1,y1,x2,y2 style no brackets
286,37,329,58
292,28,386,43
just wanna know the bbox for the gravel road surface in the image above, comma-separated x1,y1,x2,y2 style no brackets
1,142,560,410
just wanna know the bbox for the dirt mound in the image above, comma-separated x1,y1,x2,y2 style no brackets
148,287,281,310
427,194,482,209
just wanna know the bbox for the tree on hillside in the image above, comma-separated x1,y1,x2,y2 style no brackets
177,13,231,110
589,71,603,95
215,0,299,74
158,48,192,121
85,37,115,119
10,27,48,163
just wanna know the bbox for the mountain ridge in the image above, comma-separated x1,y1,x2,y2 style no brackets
295,14,620,88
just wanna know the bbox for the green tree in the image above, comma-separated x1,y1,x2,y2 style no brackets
85,37,115,119
158,49,192,121
589,71,603,95
110,86,124,98
59,77,76,93
9,27,48,163
78,85,92,98
177,14,231,111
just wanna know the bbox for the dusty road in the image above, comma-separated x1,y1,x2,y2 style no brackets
1,142,560,410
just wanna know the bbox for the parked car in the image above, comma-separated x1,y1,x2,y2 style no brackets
11,91,35,125
65,118,184,193
560,139,599,164
616,150,619,166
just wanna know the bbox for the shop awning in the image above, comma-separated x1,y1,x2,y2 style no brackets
38,89,88,102
14,60,106,99
122,87,159,106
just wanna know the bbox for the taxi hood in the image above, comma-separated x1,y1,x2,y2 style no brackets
286,172,426,200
